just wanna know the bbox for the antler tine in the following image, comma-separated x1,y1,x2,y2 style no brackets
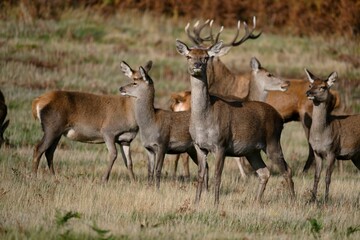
185,22,201,45
192,19,213,45
224,16,262,47
185,19,212,46
214,25,224,44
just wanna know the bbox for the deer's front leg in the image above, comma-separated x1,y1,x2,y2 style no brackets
214,148,226,205
311,152,323,202
155,148,166,189
146,148,155,186
325,153,336,202
194,144,208,205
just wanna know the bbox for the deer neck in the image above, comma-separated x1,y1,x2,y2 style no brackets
207,57,235,92
133,89,156,129
190,72,211,118
311,99,330,134
247,73,267,101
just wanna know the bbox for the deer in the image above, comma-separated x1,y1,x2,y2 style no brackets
183,18,342,173
169,90,191,180
304,69,360,202
170,57,290,179
31,62,154,182
176,38,295,205
119,61,208,189
0,89,10,148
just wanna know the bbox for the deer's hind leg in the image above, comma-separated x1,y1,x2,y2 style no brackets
266,141,295,198
44,136,61,175
246,151,270,202
33,128,62,176
102,134,118,182
118,143,135,181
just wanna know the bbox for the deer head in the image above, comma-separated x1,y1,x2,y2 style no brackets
176,40,224,78
119,64,153,99
250,57,289,92
305,68,338,103
120,60,152,81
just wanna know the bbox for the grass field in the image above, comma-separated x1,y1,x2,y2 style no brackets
0,9,359,239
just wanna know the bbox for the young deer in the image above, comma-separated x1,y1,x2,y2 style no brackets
305,69,360,202
169,90,191,180
176,39,295,205
119,62,207,189
0,89,10,148
170,57,290,178
31,61,153,181
185,18,342,173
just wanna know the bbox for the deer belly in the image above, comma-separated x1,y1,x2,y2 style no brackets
65,127,104,143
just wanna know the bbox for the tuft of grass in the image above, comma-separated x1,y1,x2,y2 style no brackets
55,210,81,227
347,225,360,237
307,217,322,239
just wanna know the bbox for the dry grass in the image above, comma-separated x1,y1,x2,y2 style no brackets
0,8,359,239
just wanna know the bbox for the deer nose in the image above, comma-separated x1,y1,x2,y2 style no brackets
194,62,202,69
306,90,311,96
119,87,125,94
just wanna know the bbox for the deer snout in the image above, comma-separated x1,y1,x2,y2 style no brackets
306,90,314,100
281,80,290,91
119,86,127,95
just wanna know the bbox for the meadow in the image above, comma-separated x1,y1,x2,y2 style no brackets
0,8,359,239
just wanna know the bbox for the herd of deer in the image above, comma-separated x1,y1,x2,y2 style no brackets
1,17,359,205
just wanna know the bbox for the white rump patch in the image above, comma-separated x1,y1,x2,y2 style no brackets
66,129,77,139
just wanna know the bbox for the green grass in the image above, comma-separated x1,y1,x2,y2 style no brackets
0,8,359,239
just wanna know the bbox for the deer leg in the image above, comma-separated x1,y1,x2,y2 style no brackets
246,151,270,202
311,152,323,202
187,146,209,191
146,149,155,186
44,136,61,175
301,116,315,173
194,145,208,205
33,131,61,176
172,154,181,180
235,157,248,179
325,154,336,202
303,143,315,173
102,135,117,183
214,149,225,205
118,143,135,181
337,160,343,174
181,153,190,180
266,142,295,198
155,148,166,189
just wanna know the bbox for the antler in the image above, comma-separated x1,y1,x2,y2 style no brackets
185,19,212,46
185,16,261,48
222,16,262,47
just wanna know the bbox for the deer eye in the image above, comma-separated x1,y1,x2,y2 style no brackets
133,82,138,86
267,73,272,77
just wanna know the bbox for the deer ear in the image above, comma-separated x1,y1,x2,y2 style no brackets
144,61,153,72
208,41,224,57
250,57,261,71
139,67,153,85
326,71,337,88
120,61,134,78
216,46,231,57
176,40,190,56
304,68,315,84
